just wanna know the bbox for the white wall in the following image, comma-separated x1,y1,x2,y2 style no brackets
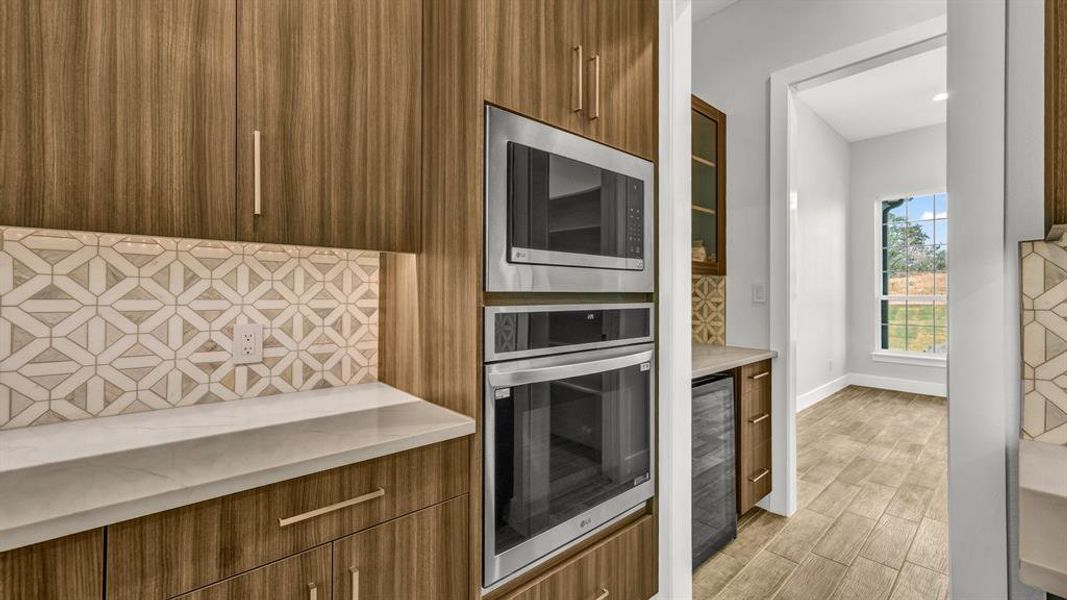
693,0,947,349
848,123,947,387
795,100,850,397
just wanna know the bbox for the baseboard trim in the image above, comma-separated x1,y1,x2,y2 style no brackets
796,373,947,413
796,375,851,412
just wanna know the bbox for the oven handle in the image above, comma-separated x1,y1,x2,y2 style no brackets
488,348,654,388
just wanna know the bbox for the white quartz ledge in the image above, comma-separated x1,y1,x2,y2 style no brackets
0,382,475,552
692,344,778,379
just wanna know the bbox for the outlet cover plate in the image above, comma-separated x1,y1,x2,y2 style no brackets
233,323,263,364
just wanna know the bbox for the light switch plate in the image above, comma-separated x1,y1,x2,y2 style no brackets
232,323,263,364
752,282,768,304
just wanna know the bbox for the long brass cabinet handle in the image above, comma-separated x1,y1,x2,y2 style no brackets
749,468,770,483
278,488,386,527
253,130,262,215
573,45,584,112
748,413,769,424
307,582,318,600
350,567,360,600
594,588,610,600
590,54,601,119
750,371,769,381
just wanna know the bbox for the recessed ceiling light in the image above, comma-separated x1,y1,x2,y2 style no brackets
933,92,949,102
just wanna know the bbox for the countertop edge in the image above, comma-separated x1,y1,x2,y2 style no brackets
692,346,778,379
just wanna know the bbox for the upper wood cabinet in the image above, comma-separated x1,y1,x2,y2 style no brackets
237,0,422,252
484,0,657,160
0,0,237,240
692,96,726,276
0,529,103,600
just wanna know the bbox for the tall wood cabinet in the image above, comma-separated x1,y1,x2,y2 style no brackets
484,0,657,160
0,0,421,252
237,0,421,251
0,0,237,240
738,360,772,514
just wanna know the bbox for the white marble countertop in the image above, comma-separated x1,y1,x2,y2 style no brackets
0,382,475,552
692,344,778,379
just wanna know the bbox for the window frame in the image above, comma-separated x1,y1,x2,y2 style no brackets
872,191,948,364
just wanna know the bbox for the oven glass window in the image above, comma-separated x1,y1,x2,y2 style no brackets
508,142,643,262
492,363,651,554
493,308,650,356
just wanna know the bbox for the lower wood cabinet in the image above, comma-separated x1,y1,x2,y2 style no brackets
0,529,103,600
175,546,331,600
333,496,468,600
738,360,773,514
500,515,656,600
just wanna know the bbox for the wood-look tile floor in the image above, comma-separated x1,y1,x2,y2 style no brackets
694,386,948,600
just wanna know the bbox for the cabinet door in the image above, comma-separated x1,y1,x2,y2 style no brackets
175,546,330,600
0,0,236,239
484,0,588,137
332,496,468,600
238,0,421,252
583,0,657,160
0,530,103,600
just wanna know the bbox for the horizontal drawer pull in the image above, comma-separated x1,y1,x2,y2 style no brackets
749,468,770,483
749,371,770,381
594,589,610,600
279,488,386,527
748,413,770,424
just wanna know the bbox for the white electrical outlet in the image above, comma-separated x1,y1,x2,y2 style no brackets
232,323,263,364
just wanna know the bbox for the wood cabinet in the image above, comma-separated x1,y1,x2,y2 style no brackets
107,438,468,599
237,0,421,252
692,96,726,276
500,515,656,600
1049,0,1067,235
0,0,237,240
737,360,772,514
332,496,468,600
484,0,657,160
174,546,331,600
0,529,103,600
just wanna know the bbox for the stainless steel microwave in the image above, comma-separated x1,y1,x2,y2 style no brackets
485,107,655,292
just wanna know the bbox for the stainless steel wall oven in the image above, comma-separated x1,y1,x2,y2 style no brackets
485,106,655,293
483,304,656,587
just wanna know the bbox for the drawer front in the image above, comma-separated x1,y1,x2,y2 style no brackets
174,545,330,600
738,360,771,420
332,496,468,600
107,438,469,599
503,515,656,600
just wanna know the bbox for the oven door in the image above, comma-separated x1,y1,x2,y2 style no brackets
483,344,656,587
486,106,655,292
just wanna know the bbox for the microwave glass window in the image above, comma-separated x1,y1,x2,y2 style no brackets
493,308,651,356
492,363,651,554
508,142,643,262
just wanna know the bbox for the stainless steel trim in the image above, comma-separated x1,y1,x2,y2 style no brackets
483,344,656,586
590,55,601,119
748,413,769,424
573,45,583,112
487,346,653,388
253,130,263,215
510,247,636,270
278,488,385,527
750,372,770,380
749,468,770,483
483,303,655,362
485,106,655,292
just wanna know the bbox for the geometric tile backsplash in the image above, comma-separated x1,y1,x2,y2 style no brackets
692,274,725,345
1021,239,1067,446
0,227,378,430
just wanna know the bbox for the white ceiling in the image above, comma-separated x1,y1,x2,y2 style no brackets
796,46,947,142
691,0,741,25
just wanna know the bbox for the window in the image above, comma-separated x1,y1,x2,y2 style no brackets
880,194,947,355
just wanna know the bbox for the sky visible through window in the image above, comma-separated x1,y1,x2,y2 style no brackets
880,193,947,354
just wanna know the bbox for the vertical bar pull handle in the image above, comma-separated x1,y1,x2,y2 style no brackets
573,45,583,112
307,582,318,600
253,130,262,215
590,55,601,120
350,567,360,600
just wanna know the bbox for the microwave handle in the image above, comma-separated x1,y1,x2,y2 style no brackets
488,349,654,388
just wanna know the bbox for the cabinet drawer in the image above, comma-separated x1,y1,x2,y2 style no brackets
107,438,469,599
502,515,656,600
174,545,330,600
332,496,468,600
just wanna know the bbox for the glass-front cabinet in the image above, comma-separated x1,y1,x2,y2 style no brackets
692,96,726,275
